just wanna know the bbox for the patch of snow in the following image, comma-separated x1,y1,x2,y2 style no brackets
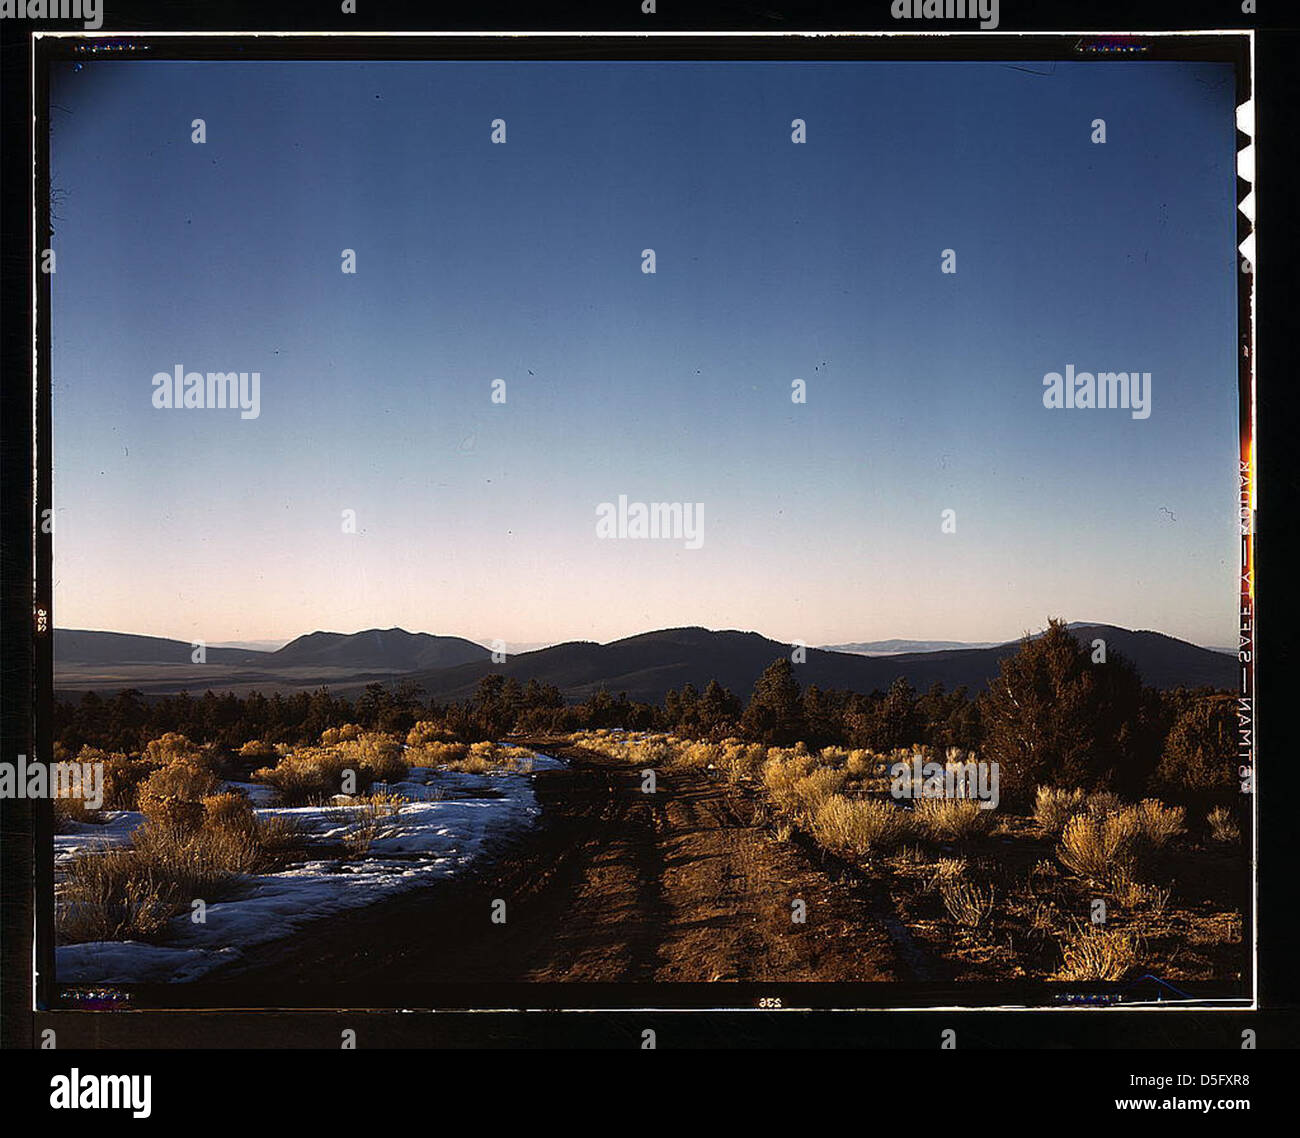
57,942,236,985
54,811,143,864
56,751,565,985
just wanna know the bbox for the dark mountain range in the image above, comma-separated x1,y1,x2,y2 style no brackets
266,628,488,671
54,623,1236,700
398,624,1236,704
53,627,490,696
55,627,488,671
54,629,264,667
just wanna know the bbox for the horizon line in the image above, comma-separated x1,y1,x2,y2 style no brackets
52,619,1232,656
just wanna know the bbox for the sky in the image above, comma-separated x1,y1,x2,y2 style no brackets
49,58,1242,650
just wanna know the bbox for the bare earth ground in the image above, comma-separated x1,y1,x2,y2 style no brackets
200,740,1247,998
210,740,910,986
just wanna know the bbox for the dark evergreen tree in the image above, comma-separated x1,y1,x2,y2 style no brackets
978,618,1147,801
741,658,805,745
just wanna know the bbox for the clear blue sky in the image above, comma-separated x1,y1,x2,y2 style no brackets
50,59,1241,649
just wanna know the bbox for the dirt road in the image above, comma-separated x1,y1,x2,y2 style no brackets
209,740,908,990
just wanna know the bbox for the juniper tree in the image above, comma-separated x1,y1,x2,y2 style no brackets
741,658,805,745
978,618,1147,802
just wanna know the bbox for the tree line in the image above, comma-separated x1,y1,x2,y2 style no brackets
54,621,1237,800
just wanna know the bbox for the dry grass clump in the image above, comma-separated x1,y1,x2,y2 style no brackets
811,796,916,857
1056,923,1140,981
407,739,470,766
137,760,223,832
571,732,774,785
406,721,458,747
1055,799,1183,884
1057,810,1141,885
63,745,153,812
572,731,805,788
141,732,206,766
237,739,278,763
681,738,780,782
1028,899,1058,932
320,723,363,745
717,740,768,781
930,856,969,883
57,852,175,943
814,746,858,773
1085,791,1124,818
334,733,407,783
1207,805,1240,844
886,754,994,805
252,732,408,805
939,879,995,928
58,791,299,945
252,747,352,805
844,749,876,779
132,806,262,884
1114,871,1171,916
1033,786,1087,835
894,844,930,867
102,754,162,811
631,737,677,767
670,740,723,770
197,790,257,834
1031,857,1059,880
1133,798,1186,848
342,791,407,856
569,731,679,768
761,752,820,813
763,757,844,825
914,796,996,842
789,769,848,825
47,750,106,830
415,740,536,773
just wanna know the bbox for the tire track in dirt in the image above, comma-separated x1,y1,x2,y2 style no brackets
208,740,918,988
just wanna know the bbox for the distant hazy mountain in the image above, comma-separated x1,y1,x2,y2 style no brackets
209,639,291,653
56,627,487,670
54,622,1237,699
54,627,489,694
55,629,265,667
823,638,999,656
